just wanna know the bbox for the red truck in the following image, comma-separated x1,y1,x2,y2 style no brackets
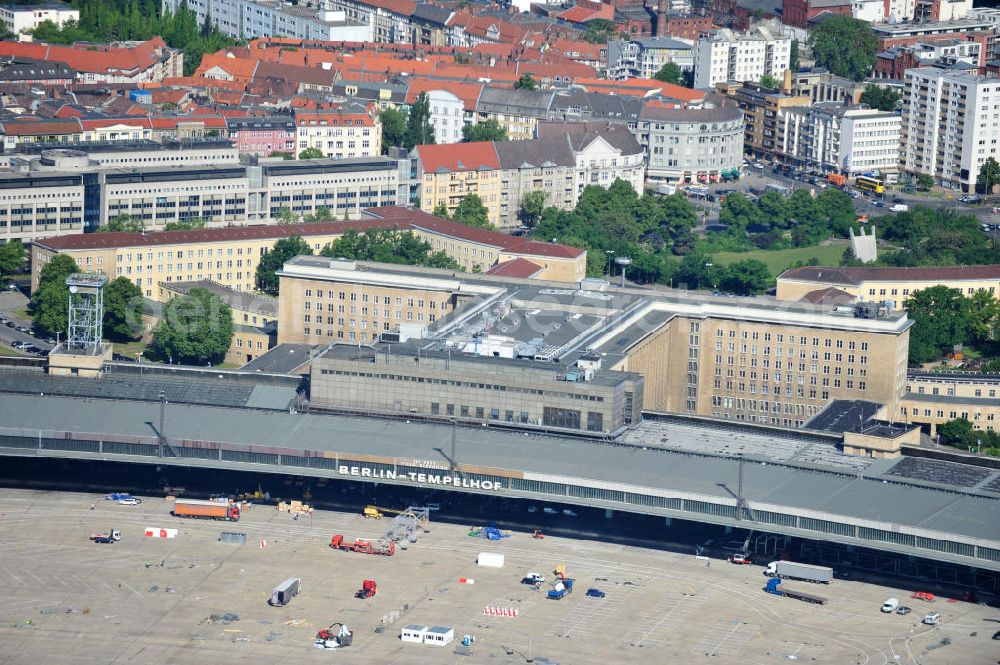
330,534,394,556
173,499,240,521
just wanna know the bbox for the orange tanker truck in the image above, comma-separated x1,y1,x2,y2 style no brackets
172,498,241,521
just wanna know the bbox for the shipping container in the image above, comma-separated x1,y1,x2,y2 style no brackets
270,577,301,607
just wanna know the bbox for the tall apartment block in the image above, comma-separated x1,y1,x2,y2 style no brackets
692,26,791,91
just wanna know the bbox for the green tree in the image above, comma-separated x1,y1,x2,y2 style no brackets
451,194,492,229
582,19,619,44
320,229,460,269
103,276,144,341
675,250,719,290
653,62,681,85
462,119,508,142
405,93,435,148
905,285,972,363
789,39,799,72
99,214,145,233
163,218,206,231
432,202,450,219
860,84,901,111
513,74,537,91
968,289,1000,344
200,8,213,37
0,240,26,278
519,190,547,229
304,206,334,223
807,16,877,82
274,206,297,224
379,106,407,153
759,73,780,90
938,418,975,448
977,157,1000,193
29,254,78,337
719,259,771,295
298,147,324,159
915,173,935,191
150,287,233,365
255,236,314,294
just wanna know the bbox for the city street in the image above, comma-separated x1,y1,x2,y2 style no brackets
0,290,55,355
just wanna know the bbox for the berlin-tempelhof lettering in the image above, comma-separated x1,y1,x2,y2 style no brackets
337,465,503,491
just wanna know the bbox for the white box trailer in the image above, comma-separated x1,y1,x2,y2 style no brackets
477,552,504,568
270,577,301,606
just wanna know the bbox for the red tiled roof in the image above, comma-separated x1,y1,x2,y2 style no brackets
79,117,153,130
416,142,499,172
37,207,586,261
0,38,171,76
405,78,483,110
780,265,1000,285
1,118,82,136
486,258,543,278
800,287,855,305
368,207,585,259
365,0,416,15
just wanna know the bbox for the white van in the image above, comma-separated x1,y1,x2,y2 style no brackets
922,612,941,625
890,203,909,212
881,598,899,613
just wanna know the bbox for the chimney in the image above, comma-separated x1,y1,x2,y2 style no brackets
656,0,668,37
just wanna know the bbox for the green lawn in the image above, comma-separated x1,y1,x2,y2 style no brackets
112,340,149,358
711,242,849,278
0,345,26,357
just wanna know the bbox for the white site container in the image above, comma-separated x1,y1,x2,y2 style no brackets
400,625,428,643
477,552,504,568
424,626,454,646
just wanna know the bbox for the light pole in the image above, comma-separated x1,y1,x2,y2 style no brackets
614,256,631,288
604,250,614,277
158,390,166,458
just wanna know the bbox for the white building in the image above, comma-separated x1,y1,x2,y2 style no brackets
782,103,901,178
607,38,694,81
426,89,469,145
0,2,78,35
900,68,1000,193
161,0,369,41
293,107,381,159
916,0,972,22
885,0,916,21
852,0,885,22
692,25,791,91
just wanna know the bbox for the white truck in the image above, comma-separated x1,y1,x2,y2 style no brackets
765,561,833,584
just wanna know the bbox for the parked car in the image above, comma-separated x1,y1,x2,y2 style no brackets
522,573,545,585
5,321,15,328
922,612,941,626
562,509,578,517
542,507,558,515
10,340,26,349
890,203,909,212
896,606,911,615
881,598,900,613
118,498,142,506
960,194,982,204
727,554,752,565
585,588,606,598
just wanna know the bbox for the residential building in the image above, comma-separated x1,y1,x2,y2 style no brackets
851,0,885,22
162,0,368,41
693,25,791,90
716,82,811,157
783,103,901,177
782,0,851,29
30,206,588,297
634,95,744,183
271,254,911,428
0,37,183,83
0,57,75,86
900,68,1000,193
293,107,381,159
413,128,644,229
884,0,916,20
777,264,1000,309
872,19,995,67
0,2,78,35
226,116,296,157
474,87,551,141
915,0,973,22
406,80,483,145
785,69,866,106
6,140,241,171
607,37,695,80
876,40,982,81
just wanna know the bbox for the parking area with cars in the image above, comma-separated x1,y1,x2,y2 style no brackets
0,290,55,356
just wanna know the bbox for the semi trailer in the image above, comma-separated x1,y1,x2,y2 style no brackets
765,561,833,584
172,499,240,522
764,579,828,604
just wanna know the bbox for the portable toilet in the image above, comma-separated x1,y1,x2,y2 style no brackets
400,625,428,643
425,626,455,646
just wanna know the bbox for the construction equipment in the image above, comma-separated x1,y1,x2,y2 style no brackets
236,485,265,501
765,578,828,605
90,528,121,544
355,580,377,599
547,578,574,600
173,499,240,522
532,530,544,539
315,623,353,649
363,505,430,523
330,534,395,556
765,561,833,584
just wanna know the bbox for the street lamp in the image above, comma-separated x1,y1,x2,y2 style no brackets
157,391,166,457
604,250,614,277
614,256,632,288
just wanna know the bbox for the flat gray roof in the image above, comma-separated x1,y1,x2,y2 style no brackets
0,394,997,544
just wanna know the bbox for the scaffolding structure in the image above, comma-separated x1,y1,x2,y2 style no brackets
66,273,107,354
